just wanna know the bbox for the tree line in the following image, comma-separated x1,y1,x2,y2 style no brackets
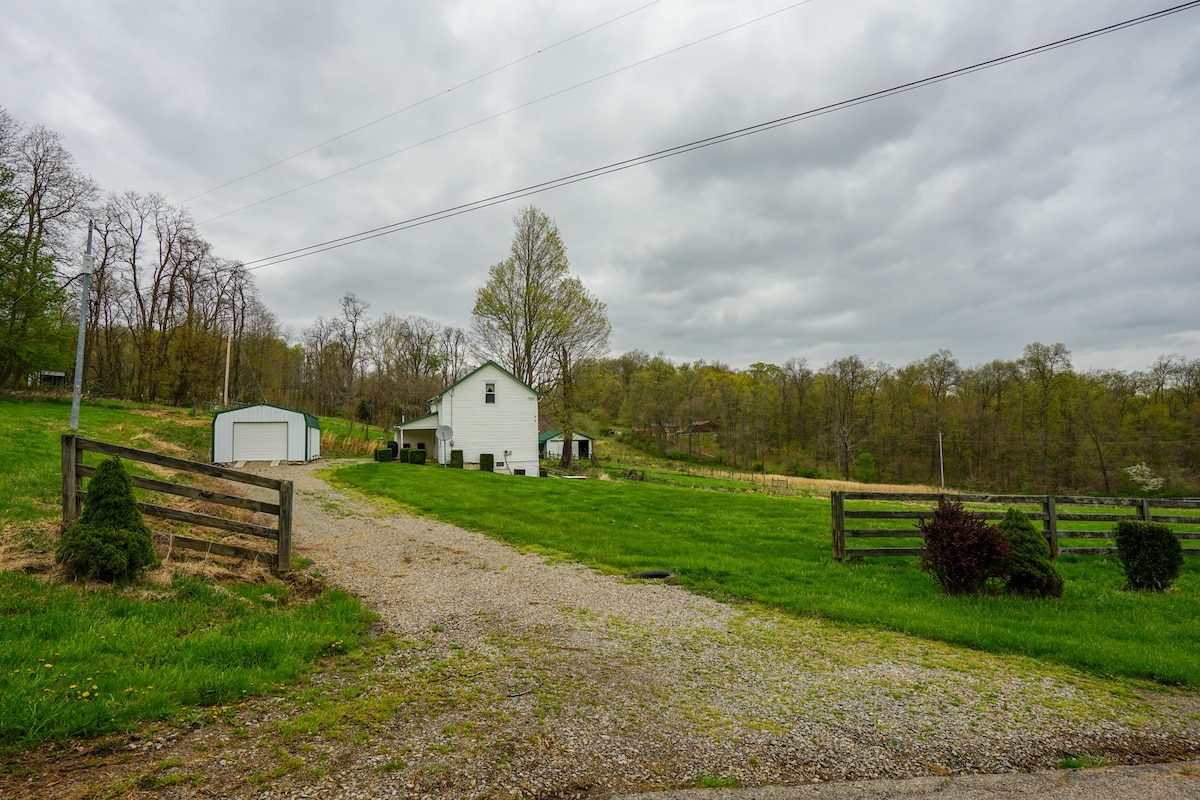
3,108,1196,492
591,344,1200,495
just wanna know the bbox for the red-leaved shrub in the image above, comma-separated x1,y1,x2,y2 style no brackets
919,500,1011,595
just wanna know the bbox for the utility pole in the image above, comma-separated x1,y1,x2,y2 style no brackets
222,334,232,406
938,430,945,489
69,222,94,430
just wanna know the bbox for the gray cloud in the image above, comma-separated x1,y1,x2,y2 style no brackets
2,0,1196,376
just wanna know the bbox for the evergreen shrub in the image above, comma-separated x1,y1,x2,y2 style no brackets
57,456,157,584
998,507,1063,598
399,448,411,463
450,449,464,469
919,500,1011,595
410,449,427,465
374,448,393,462
480,453,495,472
1114,520,1184,591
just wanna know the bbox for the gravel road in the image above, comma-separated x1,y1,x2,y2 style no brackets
5,459,1196,800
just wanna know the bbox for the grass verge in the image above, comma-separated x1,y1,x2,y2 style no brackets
332,462,1200,687
0,571,376,754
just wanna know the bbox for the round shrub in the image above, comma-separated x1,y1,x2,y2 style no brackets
57,456,157,584
1114,520,1183,591
919,500,1011,595
997,507,1063,598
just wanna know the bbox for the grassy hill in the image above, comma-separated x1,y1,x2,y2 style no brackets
0,395,376,755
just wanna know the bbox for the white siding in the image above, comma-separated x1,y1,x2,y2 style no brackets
212,404,317,462
307,426,321,460
544,435,593,460
435,364,539,476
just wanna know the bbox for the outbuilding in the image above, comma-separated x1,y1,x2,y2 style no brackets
212,403,321,463
538,430,594,461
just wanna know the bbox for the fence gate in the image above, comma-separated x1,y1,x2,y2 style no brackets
62,434,293,575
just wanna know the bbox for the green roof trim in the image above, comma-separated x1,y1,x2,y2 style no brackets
429,360,541,402
393,411,438,429
212,402,320,430
539,429,594,442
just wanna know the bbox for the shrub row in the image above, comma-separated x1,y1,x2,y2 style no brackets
919,502,1184,597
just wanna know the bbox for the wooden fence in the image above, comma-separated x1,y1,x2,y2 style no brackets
62,435,293,575
831,491,1200,560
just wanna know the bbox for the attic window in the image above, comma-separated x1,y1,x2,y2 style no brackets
485,382,496,404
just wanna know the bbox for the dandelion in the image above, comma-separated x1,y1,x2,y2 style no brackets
44,663,53,669
69,684,77,689
82,692,90,698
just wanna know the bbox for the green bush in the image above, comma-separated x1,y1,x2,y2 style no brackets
410,449,427,465
450,449,464,469
57,456,157,584
374,448,393,462
1114,520,1184,591
919,500,1011,595
399,448,411,463
998,508,1063,598
480,453,495,472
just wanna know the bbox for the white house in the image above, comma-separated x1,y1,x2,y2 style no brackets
212,403,320,463
538,430,594,461
394,361,541,476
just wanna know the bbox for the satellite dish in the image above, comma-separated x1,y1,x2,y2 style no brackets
435,425,453,441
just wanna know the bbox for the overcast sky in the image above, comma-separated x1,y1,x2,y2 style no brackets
4,0,1198,374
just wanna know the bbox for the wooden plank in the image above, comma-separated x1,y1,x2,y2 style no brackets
1054,495,1142,507
830,490,845,560
1054,531,1116,539
77,491,279,539
1151,515,1200,525
164,534,274,564
276,480,293,575
1059,547,1117,556
1178,532,1200,540
844,547,924,558
75,437,282,490
1150,499,1200,510
1056,513,1132,523
77,465,280,515
845,510,931,520
845,528,924,538
1044,495,1058,557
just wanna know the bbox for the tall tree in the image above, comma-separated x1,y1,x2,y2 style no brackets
471,206,610,466
0,109,98,388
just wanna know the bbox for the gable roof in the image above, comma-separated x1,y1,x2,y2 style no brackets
213,402,319,429
538,429,594,443
429,360,541,402
393,411,438,430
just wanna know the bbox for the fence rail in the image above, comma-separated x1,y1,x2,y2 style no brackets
61,435,292,574
831,490,1200,560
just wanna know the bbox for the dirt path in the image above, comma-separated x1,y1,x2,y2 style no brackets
3,460,1198,799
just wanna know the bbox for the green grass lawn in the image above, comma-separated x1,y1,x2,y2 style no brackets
0,395,378,754
0,572,374,754
333,462,1200,687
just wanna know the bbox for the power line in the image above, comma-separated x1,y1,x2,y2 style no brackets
183,0,663,204
196,0,822,225
236,0,1200,272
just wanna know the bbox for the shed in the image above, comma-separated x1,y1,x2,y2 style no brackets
539,430,594,460
212,403,320,463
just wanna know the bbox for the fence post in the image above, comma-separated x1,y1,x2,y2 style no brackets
1139,498,1152,522
276,480,293,576
61,434,78,528
831,490,845,560
1043,495,1059,557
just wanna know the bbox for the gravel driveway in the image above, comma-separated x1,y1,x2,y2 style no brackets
6,459,1197,799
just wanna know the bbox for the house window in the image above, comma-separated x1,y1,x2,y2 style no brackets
485,382,496,404
417,442,426,450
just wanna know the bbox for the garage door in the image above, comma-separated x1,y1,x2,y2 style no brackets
232,422,289,461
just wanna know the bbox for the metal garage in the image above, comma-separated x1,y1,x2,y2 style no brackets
212,403,321,463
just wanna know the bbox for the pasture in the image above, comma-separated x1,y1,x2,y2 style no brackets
334,461,1200,687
